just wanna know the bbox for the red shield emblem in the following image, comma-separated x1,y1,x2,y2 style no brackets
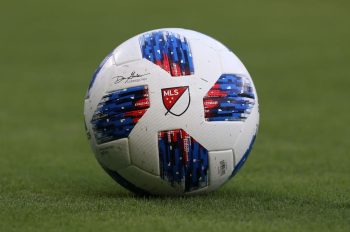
161,86,190,116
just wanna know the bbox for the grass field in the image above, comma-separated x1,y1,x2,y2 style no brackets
1,0,350,231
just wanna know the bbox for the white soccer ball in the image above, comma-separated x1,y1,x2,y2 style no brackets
84,28,259,195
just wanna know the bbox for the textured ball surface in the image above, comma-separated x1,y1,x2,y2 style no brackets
84,28,259,195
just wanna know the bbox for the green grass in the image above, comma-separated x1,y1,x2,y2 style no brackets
1,0,350,231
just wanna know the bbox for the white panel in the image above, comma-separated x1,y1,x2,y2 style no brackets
113,37,142,66
208,149,235,190
219,50,250,76
96,138,130,172
118,165,183,195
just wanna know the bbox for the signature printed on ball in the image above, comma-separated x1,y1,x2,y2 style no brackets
113,71,150,84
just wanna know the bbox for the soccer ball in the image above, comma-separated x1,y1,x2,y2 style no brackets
84,28,259,195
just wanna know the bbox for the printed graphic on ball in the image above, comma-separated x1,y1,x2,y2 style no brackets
161,86,190,116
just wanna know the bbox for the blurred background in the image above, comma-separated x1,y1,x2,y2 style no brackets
1,0,349,231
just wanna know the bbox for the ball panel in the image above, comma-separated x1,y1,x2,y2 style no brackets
118,165,182,195
95,138,130,172
219,50,251,76
158,129,209,193
207,149,234,190
203,74,255,122
113,37,142,66
90,85,150,144
139,30,194,76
